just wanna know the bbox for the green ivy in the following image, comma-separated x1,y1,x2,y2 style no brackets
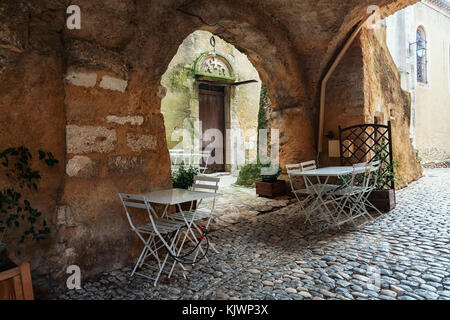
257,84,269,162
237,84,280,187
0,147,58,262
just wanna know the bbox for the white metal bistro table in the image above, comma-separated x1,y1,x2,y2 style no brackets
289,166,369,228
139,188,220,207
288,166,366,177
139,188,222,278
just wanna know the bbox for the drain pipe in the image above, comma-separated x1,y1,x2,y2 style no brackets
317,13,375,162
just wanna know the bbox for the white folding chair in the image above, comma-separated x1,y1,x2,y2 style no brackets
169,149,184,175
118,193,187,286
287,160,339,225
200,150,211,174
169,176,220,253
301,160,339,194
286,163,315,224
165,176,220,277
357,160,382,216
344,161,382,222
327,162,373,227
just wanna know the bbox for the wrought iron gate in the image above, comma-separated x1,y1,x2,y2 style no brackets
338,121,394,190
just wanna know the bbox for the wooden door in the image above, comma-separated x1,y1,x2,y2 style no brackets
199,83,225,172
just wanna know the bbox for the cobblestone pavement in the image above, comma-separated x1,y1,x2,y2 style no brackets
58,169,450,300
201,172,293,227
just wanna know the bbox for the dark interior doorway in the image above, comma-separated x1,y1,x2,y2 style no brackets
199,83,226,172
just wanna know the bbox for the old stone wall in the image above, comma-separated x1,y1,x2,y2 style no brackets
319,23,422,188
360,25,422,188
320,38,366,166
59,67,171,281
0,0,67,287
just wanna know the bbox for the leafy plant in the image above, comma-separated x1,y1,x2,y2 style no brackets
172,165,199,189
415,149,421,164
257,84,270,158
236,164,261,187
236,162,282,186
0,147,58,264
371,137,398,190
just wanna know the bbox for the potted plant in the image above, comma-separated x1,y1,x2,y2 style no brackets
367,160,398,212
235,164,261,187
255,163,286,198
363,137,397,212
0,147,57,300
172,164,200,211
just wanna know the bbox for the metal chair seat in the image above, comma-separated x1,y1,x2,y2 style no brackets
287,160,334,225
136,219,185,235
307,184,340,194
293,184,339,195
328,186,363,196
170,210,211,222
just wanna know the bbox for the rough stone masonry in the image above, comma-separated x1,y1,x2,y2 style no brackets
0,0,421,291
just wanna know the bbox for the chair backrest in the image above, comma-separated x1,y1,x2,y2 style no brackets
367,160,381,189
370,160,381,171
352,162,368,168
200,150,211,173
300,160,317,172
286,163,301,193
191,175,220,193
348,162,372,190
286,163,301,174
169,149,183,163
118,193,156,230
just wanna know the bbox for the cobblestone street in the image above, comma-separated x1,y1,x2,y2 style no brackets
58,168,450,300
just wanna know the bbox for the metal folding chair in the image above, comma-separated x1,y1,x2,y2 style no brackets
118,193,187,286
287,160,339,225
199,150,211,174
286,163,315,224
357,160,382,216
169,149,184,176
169,175,220,253
326,162,374,227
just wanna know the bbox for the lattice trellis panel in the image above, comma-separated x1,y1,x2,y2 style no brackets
339,121,394,190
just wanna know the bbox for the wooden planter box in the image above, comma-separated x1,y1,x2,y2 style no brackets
0,262,34,300
256,180,286,198
368,189,396,212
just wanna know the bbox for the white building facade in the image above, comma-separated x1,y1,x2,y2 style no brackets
386,0,450,164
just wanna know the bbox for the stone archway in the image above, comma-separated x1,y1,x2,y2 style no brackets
160,31,264,174
0,0,421,287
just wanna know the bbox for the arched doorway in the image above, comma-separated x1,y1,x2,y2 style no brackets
160,30,261,174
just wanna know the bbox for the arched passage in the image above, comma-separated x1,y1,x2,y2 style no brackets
160,30,267,174
0,0,422,286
